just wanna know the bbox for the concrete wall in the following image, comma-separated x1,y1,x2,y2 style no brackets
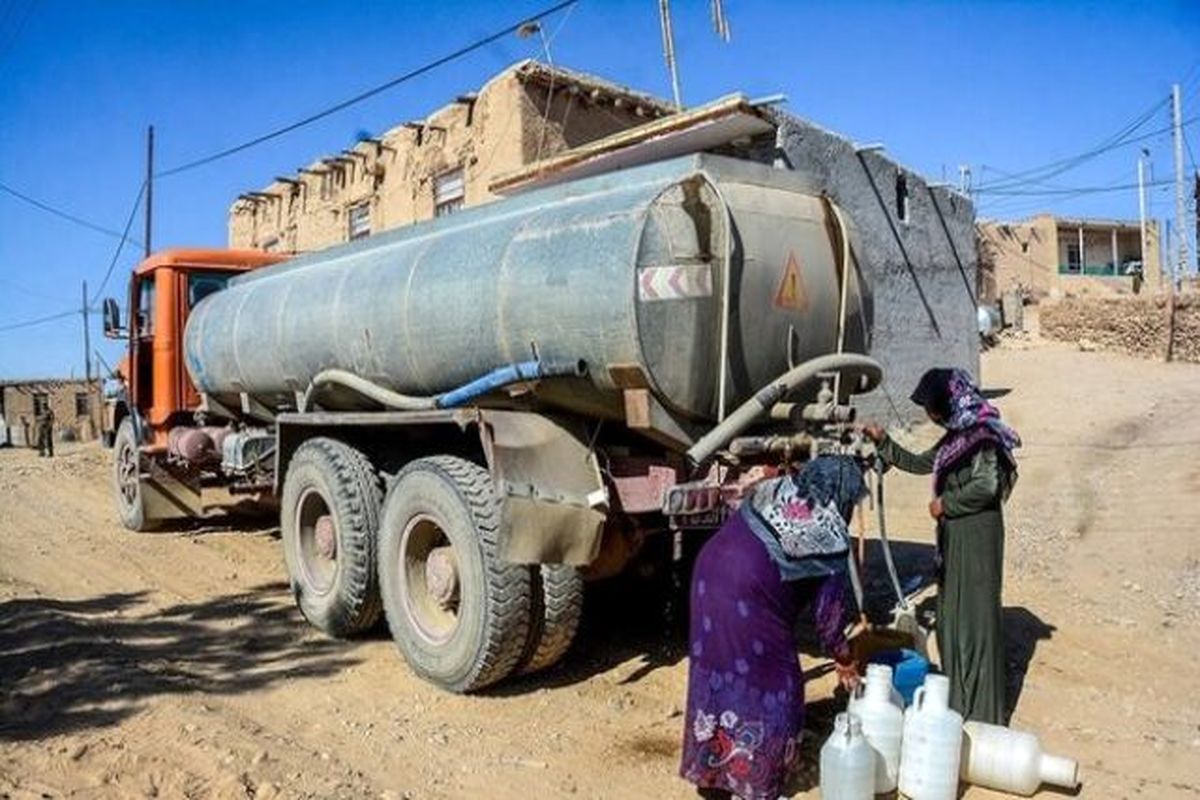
0,379,102,446
229,62,665,252
766,115,979,424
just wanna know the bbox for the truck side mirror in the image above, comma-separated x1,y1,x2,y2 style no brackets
102,298,124,338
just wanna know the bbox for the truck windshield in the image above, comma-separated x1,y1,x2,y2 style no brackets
188,272,232,308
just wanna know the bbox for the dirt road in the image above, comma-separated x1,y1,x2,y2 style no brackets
2,340,1199,799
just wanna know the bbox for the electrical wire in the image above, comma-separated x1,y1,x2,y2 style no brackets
975,96,1170,192
0,308,79,334
0,179,145,246
0,0,35,65
980,178,1174,198
157,0,578,178
89,181,145,305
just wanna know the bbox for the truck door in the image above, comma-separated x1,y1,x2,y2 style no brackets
129,274,156,423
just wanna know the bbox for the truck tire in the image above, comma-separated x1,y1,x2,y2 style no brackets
113,418,155,531
281,438,383,637
378,456,532,693
518,565,584,675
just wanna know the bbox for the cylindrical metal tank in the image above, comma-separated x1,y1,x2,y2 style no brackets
185,154,868,424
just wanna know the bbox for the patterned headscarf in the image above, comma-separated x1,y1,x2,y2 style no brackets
741,455,867,581
911,368,1020,492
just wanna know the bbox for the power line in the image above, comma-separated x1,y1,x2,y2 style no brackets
0,179,145,247
90,181,146,305
0,308,78,334
0,0,36,64
976,117,1199,197
975,96,1171,192
157,0,579,178
979,177,1174,198
0,276,63,303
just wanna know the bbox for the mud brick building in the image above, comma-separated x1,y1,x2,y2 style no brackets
228,61,671,253
0,378,102,447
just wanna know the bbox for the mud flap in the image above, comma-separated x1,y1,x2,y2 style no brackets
140,458,203,521
477,410,607,566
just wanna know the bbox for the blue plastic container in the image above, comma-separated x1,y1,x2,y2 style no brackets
869,648,929,707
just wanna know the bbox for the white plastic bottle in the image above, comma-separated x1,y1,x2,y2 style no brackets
897,674,963,800
819,712,876,800
960,721,1080,796
848,664,904,793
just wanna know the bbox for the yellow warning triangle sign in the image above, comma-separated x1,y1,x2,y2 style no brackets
774,251,808,310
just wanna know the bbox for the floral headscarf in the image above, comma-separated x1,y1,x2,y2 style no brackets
911,368,1020,492
741,455,867,581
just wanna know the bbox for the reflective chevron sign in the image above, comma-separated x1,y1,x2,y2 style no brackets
637,264,714,302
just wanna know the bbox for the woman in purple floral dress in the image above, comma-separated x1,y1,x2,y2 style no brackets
680,456,865,800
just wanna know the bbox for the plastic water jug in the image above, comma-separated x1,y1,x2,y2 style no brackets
848,664,904,793
960,721,1080,796
819,712,876,800
869,648,929,706
897,674,963,800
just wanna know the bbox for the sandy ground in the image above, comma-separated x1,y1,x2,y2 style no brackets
2,339,1199,800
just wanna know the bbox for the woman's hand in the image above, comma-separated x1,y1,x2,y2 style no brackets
834,657,860,692
928,496,945,519
861,424,886,444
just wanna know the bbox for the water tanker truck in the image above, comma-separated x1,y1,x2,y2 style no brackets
103,154,882,692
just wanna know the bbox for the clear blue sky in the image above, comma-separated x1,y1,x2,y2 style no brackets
1,0,1197,378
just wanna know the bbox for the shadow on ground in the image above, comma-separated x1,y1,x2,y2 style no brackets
0,582,361,742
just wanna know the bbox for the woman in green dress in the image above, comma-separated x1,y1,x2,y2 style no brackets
863,368,1020,724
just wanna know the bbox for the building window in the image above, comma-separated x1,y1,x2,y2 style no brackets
75,392,90,417
32,392,48,417
347,202,371,240
1066,242,1082,273
895,173,909,223
434,168,465,217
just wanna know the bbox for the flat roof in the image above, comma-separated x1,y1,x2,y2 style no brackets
489,94,775,195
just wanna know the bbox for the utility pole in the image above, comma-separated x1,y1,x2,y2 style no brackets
958,164,972,198
81,281,91,384
658,0,683,111
1194,170,1199,274
1171,84,1187,289
145,124,154,258
1137,149,1149,284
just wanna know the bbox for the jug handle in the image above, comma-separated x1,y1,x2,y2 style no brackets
912,686,926,711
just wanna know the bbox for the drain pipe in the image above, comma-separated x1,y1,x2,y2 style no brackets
686,352,882,468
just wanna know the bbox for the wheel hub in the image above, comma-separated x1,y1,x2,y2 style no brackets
425,546,459,610
314,514,337,559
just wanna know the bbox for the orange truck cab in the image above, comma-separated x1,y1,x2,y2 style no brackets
102,248,287,522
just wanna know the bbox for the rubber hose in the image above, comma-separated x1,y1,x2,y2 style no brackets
686,352,883,467
302,369,438,412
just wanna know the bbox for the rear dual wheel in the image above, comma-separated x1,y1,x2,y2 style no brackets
378,456,584,693
281,438,383,637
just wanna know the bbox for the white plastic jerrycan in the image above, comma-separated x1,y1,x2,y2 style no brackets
819,712,876,800
960,721,1081,796
848,664,904,793
897,674,963,800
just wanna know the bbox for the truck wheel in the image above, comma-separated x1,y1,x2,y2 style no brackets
378,456,532,693
113,418,155,531
518,565,584,675
281,438,383,637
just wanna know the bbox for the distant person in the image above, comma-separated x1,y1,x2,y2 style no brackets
36,405,55,458
680,455,864,800
864,368,1020,724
